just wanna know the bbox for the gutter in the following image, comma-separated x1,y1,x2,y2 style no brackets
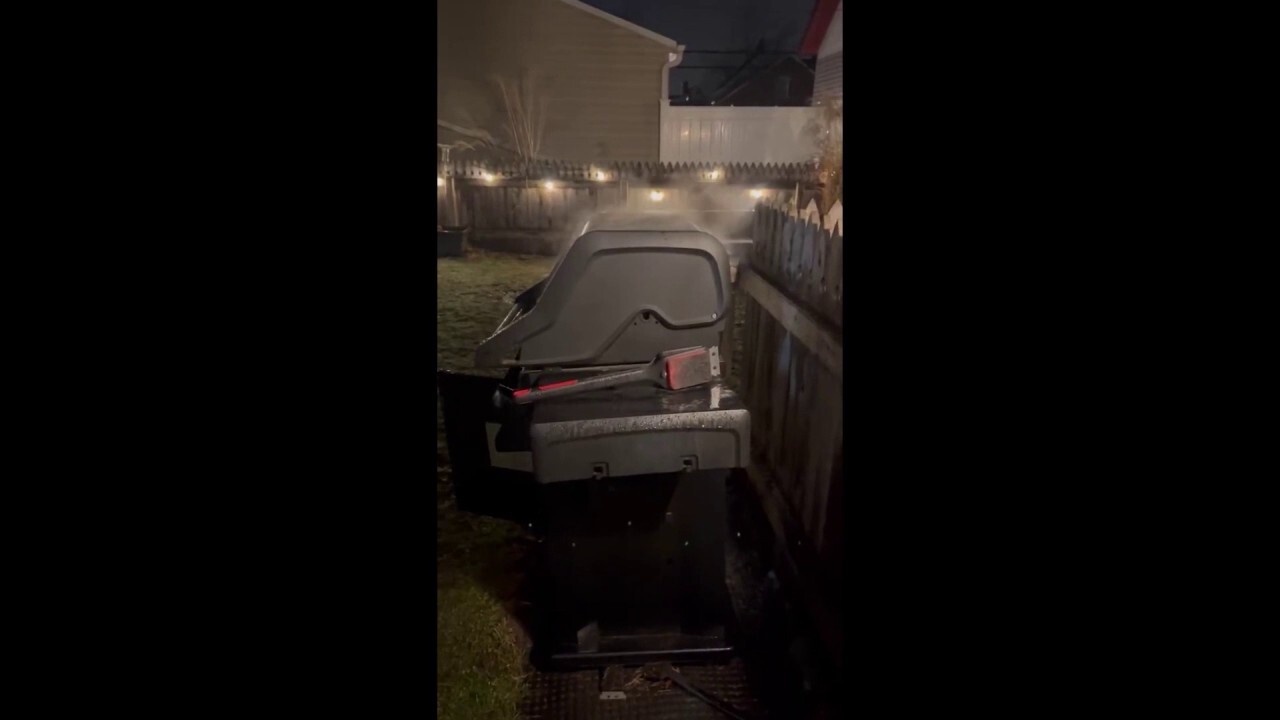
661,44,685,106
660,45,685,160
555,0,678,49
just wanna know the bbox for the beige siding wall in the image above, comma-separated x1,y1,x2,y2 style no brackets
814,50,842,99
438,0,671,162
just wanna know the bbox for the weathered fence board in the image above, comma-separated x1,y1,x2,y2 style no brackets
437,181,471,227
749,201,842,331
439,158,819,185
445,178,810,255
735,197,844,672
739,267,842,377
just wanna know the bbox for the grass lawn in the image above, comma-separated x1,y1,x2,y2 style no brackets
437,250,556,720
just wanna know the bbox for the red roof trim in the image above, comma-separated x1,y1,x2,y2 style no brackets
800,0,840,56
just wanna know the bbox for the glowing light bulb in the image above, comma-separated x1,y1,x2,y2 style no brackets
749,189,764,199
649,190,664,201
543,180,555,190
482,173,495,183
437,177,445,187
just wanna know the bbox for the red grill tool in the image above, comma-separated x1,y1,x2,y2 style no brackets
509,346,719,405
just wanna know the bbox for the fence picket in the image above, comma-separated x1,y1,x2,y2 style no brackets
439,158,819,185
828,229,843,328
823,200,842,233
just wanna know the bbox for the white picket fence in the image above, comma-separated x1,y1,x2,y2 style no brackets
660,105,820,164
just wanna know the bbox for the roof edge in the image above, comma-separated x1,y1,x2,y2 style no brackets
716,56,815,103
800,0,840,56
554,0,678,49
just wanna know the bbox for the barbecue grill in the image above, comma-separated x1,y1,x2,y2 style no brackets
439,212,750,670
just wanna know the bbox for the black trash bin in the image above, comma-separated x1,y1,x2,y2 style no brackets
437,226,468,257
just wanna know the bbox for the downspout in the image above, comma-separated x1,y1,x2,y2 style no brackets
660,44,685,161
662,44,685,104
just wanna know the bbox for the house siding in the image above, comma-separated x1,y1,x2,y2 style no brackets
814,50,842,99
438,0,672,162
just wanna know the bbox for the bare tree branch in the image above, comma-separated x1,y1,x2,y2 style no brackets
495,73,548,184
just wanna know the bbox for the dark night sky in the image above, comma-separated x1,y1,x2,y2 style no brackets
579,0,817,52
579,0,819,99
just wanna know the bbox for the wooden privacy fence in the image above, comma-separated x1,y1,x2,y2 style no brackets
735,197,844,670
438,158,819,184
437,181,623,235
437,158,823,254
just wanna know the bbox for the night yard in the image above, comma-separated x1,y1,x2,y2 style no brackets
437,0,842,711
